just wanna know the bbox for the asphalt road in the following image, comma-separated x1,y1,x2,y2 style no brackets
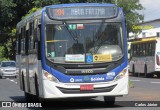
0,76,160,110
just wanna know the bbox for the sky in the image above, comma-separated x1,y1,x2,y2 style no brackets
139,0,160,21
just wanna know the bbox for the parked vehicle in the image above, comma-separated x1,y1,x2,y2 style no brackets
0,61,16,78
129,37,160,77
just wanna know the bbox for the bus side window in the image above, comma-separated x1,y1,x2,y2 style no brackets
143,43,146,56
25,30,29,55
21,27,26,54
149,43,152,56
33,19,38,50
132,44,135,57
16,30,21,55
152,42,155,56
140,44,142,56
28,21,34,53
35,22,41,60
136,44,139,57
146,43,149,56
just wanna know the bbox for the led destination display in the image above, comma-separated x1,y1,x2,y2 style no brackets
47,6,117,19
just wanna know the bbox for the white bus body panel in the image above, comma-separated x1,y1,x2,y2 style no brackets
130,56,155,74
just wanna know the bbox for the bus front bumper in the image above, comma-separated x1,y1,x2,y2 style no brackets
39,73,129,99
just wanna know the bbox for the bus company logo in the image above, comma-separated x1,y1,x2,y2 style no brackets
82,69,93,73
107,72,115,78
70,78,74,82
91,77,104,81
75,79,83,82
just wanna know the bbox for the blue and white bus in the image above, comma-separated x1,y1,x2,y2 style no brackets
16,3,128,105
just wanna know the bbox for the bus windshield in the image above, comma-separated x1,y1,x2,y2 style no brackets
45,22,123,64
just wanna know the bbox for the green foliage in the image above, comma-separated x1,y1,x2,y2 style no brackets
117,0,144,33
33,0,60,8
0,46,10,61
0,0,16,26
0,0,16,37
129,80,134,88
22,7,41,19
8,28,16,37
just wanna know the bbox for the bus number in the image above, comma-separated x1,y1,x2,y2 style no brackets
55,9,64,16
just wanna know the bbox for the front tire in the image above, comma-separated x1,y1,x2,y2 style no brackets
25,92,34,102
104,96,115,106
144,65,147,78
25,92,39,102
144,66,152,78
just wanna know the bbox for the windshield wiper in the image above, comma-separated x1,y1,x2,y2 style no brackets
93,19,106,54
63,21,78,42
94,19,106,42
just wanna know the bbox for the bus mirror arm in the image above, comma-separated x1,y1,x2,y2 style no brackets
37,24,41,41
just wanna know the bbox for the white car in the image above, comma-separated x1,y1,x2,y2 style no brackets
0,61,16,78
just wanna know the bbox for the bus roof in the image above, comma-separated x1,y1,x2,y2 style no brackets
17,3,118,28
45,3,117,8
131,37,158,44
16,9,42,28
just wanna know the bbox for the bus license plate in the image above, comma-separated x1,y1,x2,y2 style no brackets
80,85,94,91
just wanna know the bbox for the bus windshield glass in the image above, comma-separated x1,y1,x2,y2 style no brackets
45,22,123,64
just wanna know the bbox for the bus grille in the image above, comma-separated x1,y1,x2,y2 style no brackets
57,84,117,94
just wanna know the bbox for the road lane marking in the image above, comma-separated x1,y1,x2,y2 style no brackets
6,78,17,84
10,80,14,82
130,80,141,82
151,82,160,84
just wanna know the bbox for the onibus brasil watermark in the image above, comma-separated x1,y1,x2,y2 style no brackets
1,102,42,108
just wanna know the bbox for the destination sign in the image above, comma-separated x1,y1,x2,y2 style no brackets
47,6,117,20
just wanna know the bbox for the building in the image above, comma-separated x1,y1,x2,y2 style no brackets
129,18,160,39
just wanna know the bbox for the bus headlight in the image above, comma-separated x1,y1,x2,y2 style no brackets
114,68,128,80
43,71,59,83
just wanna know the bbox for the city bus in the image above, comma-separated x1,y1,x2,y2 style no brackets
16,3,128,105
129,37,160,77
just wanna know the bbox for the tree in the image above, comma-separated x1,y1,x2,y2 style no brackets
0,0,16,41
21,7,41,19
117,0,144,36
33,0,60,8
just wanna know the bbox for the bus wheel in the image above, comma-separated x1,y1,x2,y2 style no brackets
104,96,115,106
132,65,136,76
144,66,147,78
22,73,25,91
24,92,34,102
34,73,39,101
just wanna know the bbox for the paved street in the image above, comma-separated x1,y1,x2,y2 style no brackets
0,76,160,110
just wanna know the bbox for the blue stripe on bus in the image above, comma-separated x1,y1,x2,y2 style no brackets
48,62,127,83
